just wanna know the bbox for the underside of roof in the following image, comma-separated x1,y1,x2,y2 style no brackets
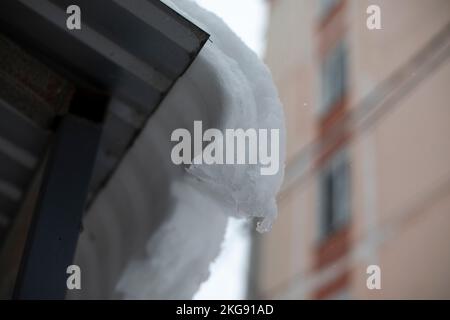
0,0,209,241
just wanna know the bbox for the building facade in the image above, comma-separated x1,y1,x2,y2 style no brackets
252,0,450,299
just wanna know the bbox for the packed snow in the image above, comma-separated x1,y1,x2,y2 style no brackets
68,0,285,299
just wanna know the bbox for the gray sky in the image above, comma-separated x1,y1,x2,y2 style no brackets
195,0,268,56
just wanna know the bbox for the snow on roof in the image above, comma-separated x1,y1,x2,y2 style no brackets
68,0,285,299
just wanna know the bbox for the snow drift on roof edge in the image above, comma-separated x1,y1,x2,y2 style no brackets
70,0,286,300
163,0,286,232
117,0,286,299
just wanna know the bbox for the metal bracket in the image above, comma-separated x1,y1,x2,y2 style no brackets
13,90,107,299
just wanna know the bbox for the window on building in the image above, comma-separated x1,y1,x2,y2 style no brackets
320,42,347,115
318,150,351,238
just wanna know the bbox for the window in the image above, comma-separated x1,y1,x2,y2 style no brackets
320,42,347,115
318,150,350,238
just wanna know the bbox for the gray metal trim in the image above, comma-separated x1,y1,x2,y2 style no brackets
14,114,103,299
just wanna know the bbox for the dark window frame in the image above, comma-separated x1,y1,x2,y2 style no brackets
317,149,351,240
319,41,348,117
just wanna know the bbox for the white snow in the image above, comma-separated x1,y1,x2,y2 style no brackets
69,0,285,300
163,0,286,232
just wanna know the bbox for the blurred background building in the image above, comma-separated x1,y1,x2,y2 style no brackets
249,0,450,299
